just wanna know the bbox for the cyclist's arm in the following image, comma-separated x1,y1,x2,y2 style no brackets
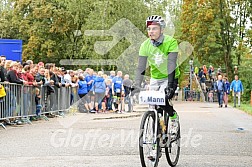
135,56,147,87
168,52,178,87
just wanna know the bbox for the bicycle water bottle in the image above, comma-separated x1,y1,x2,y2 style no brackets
159,114,166,133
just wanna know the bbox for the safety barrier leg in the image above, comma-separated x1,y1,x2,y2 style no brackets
39,115,49,121
0,123,6,130
58,111,65,117
21,117,32,125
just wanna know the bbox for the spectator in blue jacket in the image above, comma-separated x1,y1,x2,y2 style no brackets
112,71,124,113
85,69,94,92
78,75,91,112
85,68,94,109
230,75,243,107
223,77,230,108
92,71,106,113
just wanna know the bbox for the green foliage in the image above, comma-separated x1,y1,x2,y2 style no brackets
0,0,153,76
1,0,252,102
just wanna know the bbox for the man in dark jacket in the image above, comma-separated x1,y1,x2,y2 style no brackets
214,75,226,108
0,55,7,82
123,74,133,112
35,67,46,85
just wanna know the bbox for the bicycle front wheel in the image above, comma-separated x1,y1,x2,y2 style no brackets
165,116,181,167
139,111,160,167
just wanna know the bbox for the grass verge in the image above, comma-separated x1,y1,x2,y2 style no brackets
239,103,252,115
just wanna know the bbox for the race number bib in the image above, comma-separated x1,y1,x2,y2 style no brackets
139,91,166,105
116,88,121,93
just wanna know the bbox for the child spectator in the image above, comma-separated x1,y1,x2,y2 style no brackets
208,90,214,102
35,88,42,117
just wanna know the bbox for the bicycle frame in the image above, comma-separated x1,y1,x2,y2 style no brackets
148,102,175,147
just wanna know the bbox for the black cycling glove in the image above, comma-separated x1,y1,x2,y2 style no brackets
165,82,175,99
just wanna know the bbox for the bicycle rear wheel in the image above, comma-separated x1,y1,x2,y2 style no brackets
165,116,181,167
139,111,160,167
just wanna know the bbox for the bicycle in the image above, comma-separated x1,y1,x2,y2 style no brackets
138,90,181,167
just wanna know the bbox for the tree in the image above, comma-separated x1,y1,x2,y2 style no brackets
181,0,252,78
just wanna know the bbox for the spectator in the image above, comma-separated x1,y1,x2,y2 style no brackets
78,75,91,112
105,79,113,112
38,62,44,68
200,75,206,92
64,70,72,84
56,68,69,87
230,75,243,107
203,65,207,77
214,75,226,108
21,65,35,85
108,70,115,80
123,74,133,112
194,66,199,76
83,68,90,77
208,90,214,102
5,60,12,71
208,65,213,80
26,60,34,67
7,62,27,85
50,70,62,88
184,85,189,101
35,88,42,117
85,69,95,107
0,55,7,82
92,71,106,113
44,69,55,95
0,58,6,82
112,71,124,113
198,68,203,79
35,67,46,85
31,64,39,77
86,69,94,92
223,77,230,108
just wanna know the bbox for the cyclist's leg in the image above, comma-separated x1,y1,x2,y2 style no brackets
153,78,176,117
160,102,176,117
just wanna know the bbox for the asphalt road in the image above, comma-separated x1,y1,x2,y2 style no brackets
0,102,252,167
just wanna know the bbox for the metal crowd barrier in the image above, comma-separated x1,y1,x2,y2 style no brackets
182,89,218,102
0,83,24,120
42,85,71,113
0,82,73,129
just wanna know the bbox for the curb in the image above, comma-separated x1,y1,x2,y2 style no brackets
93,113,142,120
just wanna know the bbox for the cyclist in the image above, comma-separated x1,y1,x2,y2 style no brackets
133,15,179,137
